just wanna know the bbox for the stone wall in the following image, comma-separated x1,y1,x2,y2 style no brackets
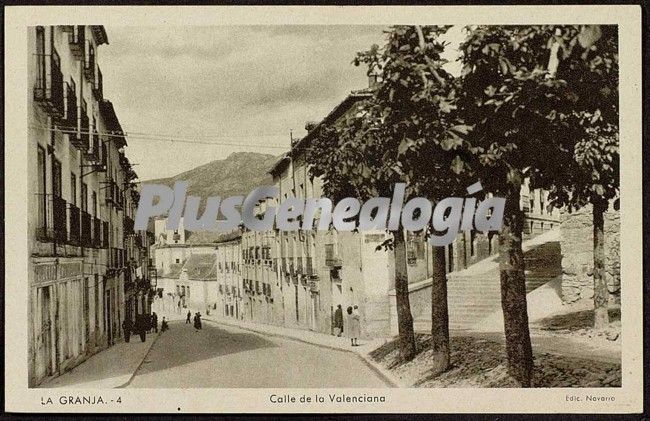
559,204,620,304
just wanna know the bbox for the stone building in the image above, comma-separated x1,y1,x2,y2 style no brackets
559,204,620,304
28,25,153,387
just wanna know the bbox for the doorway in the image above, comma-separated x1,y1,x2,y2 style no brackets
104,289,112,346
309,293,318,331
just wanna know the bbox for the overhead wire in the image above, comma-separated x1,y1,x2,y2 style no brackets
30,124,323,153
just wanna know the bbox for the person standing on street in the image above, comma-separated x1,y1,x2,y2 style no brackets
161,317,169,332
193,312,202,331
346,306,360,346
351,305,361,346
333,305,344,337
186,310,192,324
122,317,132,343
152,312,158,333
136,314,147,342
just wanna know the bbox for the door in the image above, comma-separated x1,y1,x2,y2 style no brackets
105,290,112,346
294,285,299,323
310,293,318,331
39,286,53,377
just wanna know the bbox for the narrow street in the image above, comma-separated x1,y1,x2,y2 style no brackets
127,321,390,388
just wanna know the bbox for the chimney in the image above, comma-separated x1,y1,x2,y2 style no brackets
368,64,381,89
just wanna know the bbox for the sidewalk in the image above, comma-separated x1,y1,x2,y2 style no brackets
203,315,402,387
39,332,160,389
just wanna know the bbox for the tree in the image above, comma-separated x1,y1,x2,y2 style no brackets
457,25,619,385
541,25,619,329
309,26,471,369
457,26,562,386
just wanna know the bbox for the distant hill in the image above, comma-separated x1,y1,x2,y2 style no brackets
143,151,280,217
145,151,279,197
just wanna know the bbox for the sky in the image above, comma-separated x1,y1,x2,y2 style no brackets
100,25,465,181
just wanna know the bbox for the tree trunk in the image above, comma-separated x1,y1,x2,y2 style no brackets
592,200,609,329
394,229,417,362
430,245,450,376
498,193,534,387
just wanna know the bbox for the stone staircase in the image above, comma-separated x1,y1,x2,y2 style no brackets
405,230,563,334
446,246,562,331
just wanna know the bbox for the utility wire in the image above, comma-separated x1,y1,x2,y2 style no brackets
30,124,292,150
31,124,321,152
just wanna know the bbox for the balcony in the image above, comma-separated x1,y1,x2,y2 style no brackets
109,247,125,268
83,42,95,82
68,25,85,59
67,203,81,246
104,179,123,209
80,210,92,247
93,66,103,100
92,217,101,248
34,48,64,118
36,195,67,244
62,81,77,131
83,129,100,162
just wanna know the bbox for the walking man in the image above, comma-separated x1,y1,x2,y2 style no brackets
136,314,147,343
122,317,132,343
333,304,344,337
186,310,192,324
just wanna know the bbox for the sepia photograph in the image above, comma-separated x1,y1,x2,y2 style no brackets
4,4,644,414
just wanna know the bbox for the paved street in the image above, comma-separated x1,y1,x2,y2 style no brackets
127,320,390,388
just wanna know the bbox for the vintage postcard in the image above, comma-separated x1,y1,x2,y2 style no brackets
4,4,644,414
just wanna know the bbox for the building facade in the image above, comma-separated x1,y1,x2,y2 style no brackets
27,25,153,387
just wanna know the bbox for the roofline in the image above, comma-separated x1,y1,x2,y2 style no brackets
268,89,371,177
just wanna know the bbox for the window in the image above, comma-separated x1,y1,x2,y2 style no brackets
94,275,100,333
37,145,46,228
81,182,88,211
92,191,97,217
35,27,45,92
70,173,77,206
52,159,62,198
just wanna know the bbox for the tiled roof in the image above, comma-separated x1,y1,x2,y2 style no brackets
183,253,218,280
185,229,241,245
163,262,184,278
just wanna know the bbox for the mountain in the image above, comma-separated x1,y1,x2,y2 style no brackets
143,151,280,207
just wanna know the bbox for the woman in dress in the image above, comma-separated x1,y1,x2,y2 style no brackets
347,306,360,346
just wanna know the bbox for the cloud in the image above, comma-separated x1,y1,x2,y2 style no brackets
98,25,387,180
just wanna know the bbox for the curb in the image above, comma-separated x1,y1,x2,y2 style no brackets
203,317,402,388
117,331,162,389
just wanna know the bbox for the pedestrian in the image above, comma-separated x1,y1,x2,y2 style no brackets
177,300,182,315
346,306,360,346
161,317,169,332
186,310,192,324
351,305,361,346
152,312,158,333
122,317,132,343
136,314,147,343
193,312,202,330
333,304,344,337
